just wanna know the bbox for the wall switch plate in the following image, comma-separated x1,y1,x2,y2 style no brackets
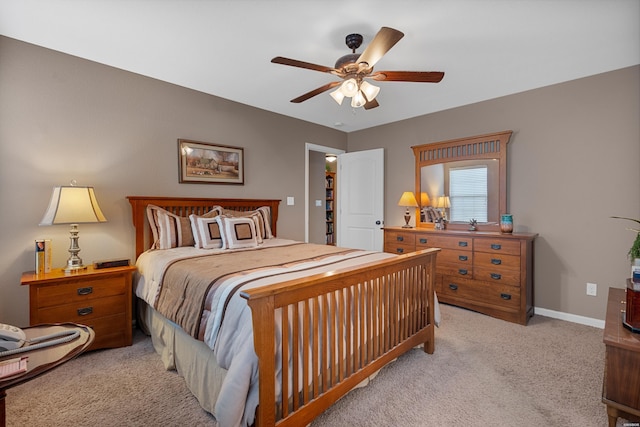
287,196,294,206
315,200,322,207
586,282,597,296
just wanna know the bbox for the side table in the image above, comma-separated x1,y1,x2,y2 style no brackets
0,323,94,427
602,287,640,426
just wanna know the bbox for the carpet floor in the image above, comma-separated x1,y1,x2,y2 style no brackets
5,303,626,426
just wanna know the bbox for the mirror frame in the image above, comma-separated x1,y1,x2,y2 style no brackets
412,130,512,232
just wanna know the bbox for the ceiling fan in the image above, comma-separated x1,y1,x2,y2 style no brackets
271,27,444,110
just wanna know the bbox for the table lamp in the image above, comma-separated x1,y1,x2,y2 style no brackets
435,195,451,222
39,184,107,272
398,191,418,228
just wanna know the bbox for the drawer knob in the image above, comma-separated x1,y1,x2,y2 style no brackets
449,284,459,291
396,248,404,254
500,293,512,300
458,269,468,275
396,236,404,242
77,286,93,296
458,241,468,247
490,273,502,280
490,258,502,265
419,238,427,244
491,243,502,250
459,255,468,261
77,307,93,316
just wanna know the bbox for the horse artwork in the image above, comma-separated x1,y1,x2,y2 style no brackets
178,139,244,185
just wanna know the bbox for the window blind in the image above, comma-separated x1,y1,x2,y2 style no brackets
449,166,488,222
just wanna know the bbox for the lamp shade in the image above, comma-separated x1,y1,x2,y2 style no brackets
40,186,107,225
360,80,380,101
398,191,418,208
435,196,451,209
329,88,345,105
420,192,431,207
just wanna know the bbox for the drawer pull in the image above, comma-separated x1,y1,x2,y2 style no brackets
459,255,468,261
458,241,468,247
458,269,468,275
490,258,502,265
396,248,404,254
490,273,502,280
449,284,459,291
396,236,404,242
77,286,93,296
77,307,93,316
500,293,512,300
491,243,502,250
419,238,427,244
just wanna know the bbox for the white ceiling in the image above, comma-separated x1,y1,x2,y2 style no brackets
1,0,638,133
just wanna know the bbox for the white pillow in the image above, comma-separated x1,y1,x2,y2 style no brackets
216,216,259,249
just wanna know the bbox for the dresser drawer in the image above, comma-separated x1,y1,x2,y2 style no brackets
439,264,473,278
474,252,520,271
474,237,520,255
474,266,521,286
440,276,521,310
34,294,127,323
385,242,415,255
33,276,126,309
416,235,472,251
385,231,416,246
437,249,473,266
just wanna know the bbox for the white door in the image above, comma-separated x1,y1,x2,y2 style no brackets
337,148,384,251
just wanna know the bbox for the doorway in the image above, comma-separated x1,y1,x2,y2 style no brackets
304,143,345,243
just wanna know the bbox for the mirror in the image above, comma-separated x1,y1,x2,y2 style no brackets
412,131,512,231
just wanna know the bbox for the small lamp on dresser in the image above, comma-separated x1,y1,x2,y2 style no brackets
435,195,451,222
39,183,107,273
398,191,419,228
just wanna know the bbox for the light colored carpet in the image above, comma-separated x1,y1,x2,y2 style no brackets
5,304,623,426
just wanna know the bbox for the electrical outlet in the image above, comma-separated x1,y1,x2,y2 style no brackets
586,282,597,296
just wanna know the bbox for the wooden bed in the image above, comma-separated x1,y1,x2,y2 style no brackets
127,196,438,427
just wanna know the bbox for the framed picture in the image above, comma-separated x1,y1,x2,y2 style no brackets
178,139,244,185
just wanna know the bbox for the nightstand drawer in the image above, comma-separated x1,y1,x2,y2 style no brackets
33,276,126,309
34,294,127,323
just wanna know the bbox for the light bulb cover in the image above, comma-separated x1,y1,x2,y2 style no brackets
340,78,359,97
329,88,345,105
360,80,380,101
351,91,366,108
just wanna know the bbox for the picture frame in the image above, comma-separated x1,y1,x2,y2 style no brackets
178,139,244,185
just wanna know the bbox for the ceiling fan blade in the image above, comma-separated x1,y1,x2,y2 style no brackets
271,56,336,74
369,71,445,83
356,27,404,68
363,98,379,110
290,81,341,103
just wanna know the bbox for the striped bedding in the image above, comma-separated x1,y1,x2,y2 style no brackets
134,238,397,427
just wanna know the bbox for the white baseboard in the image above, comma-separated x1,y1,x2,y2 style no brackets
535,306,605,329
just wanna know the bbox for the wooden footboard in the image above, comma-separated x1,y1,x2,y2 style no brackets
241,248,438,427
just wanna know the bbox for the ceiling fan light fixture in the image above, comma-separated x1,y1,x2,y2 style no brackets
329,88,345,105
351,91,367,108
360,80,380,101
340,78,359,97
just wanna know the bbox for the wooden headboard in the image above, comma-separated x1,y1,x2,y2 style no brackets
127,196,281,259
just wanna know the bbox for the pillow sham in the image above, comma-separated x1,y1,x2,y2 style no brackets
216,216,259,249
222,206,273,240
190,213,224,249
146,204,222,249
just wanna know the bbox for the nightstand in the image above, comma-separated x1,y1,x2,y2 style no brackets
20,265,136,351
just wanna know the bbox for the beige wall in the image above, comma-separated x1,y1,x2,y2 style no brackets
347,65,640,321
0,36,347,325
1,35,637,326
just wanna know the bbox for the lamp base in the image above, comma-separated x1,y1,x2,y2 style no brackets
402,214,412,228
64,223,87,273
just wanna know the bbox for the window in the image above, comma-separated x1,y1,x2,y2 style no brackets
449,166,488,222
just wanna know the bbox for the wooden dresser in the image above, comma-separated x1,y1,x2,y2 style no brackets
384,226,537,325
21,265,136,351
602,287,640,426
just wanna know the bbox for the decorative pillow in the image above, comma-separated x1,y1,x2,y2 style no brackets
147,205,222,249
222,206,273,239
190,213,224,249
216,216,259,249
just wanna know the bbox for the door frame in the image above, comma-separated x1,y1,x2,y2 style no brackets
304,143,346,243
